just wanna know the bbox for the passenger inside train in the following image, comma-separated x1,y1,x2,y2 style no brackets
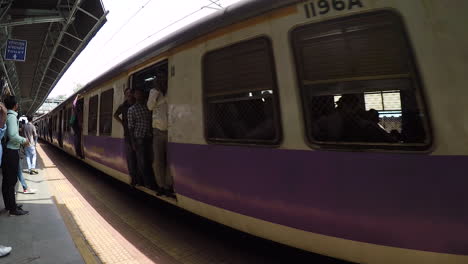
313,94,396,143
205,90,280,143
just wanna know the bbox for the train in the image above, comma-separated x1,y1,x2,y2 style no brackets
34,0,468,263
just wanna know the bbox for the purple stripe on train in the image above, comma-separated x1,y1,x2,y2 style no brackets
168,142,468,255
83,135,128,174
62,132,75,154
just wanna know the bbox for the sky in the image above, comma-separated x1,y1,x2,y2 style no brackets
48,0,243,98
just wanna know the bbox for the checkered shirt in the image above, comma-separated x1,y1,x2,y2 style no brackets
127,102,152,138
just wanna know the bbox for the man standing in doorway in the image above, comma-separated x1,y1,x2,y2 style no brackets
114,88,138,186
23,116,38,175
127,89,156,190
147,78,173,197
2,96,29,216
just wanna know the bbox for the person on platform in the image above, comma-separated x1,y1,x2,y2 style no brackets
114,88,138,186
2,96,29,216
23,116,38,174
15,117,36,193
0,101,13,256
17,159,36,194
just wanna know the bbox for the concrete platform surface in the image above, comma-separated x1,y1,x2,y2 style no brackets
0,157,84,264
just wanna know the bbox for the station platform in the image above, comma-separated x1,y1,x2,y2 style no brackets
0,145,166,264
0,154,84,263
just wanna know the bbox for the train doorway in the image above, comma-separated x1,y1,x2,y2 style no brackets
151,62,172,195
58,110,63,147
131,60,173,195
73,98,85,159
48,117,52,142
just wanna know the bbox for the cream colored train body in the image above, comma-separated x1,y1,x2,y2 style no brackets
36,1,468,263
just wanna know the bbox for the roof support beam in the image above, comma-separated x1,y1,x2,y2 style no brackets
58,43,75,53
77,6,99,21
27,0,108,114
63,31,83,42
29,0,85,113
9,8,62,16
0,55,13,95
44,75,56,81
0,16,66,27
53,56,67,65
0,1,12,21
0,1,13,96
46,67,60,75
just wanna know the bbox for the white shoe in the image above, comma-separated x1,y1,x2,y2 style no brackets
0,245,12,256
23,188,36,194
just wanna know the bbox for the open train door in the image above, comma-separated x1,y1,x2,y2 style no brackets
72,98,85,159
58,110,64,147
48,117,53,142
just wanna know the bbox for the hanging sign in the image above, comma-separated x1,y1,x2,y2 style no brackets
5,39,27,62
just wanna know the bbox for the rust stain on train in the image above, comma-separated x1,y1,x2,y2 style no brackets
91,146,105,154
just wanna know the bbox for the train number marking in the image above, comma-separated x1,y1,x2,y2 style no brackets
304,0,363,18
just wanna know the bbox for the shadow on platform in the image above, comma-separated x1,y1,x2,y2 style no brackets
36,143,180,264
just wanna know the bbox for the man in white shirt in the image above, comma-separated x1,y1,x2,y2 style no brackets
147,78,173,197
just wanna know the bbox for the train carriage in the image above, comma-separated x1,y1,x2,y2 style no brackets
35,0,468,263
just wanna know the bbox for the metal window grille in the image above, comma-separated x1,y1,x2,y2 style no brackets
292,11,430,150
203,37,281,145
99,89,114,136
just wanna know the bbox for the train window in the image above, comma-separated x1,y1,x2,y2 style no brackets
64,108,68,132
203,37,282,145
60,110,63,133
99,89,114,136
132,60,168,93
292,11,431,150
88,95,99,135
67,108,71,132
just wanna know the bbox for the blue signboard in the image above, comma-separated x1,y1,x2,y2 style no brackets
5,39,27,62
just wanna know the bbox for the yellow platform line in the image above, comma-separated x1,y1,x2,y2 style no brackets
37,144,153,264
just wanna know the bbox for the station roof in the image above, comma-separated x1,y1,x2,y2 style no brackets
0,0,107,115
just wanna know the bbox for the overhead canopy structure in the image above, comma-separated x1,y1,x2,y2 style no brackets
0,0,107,115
